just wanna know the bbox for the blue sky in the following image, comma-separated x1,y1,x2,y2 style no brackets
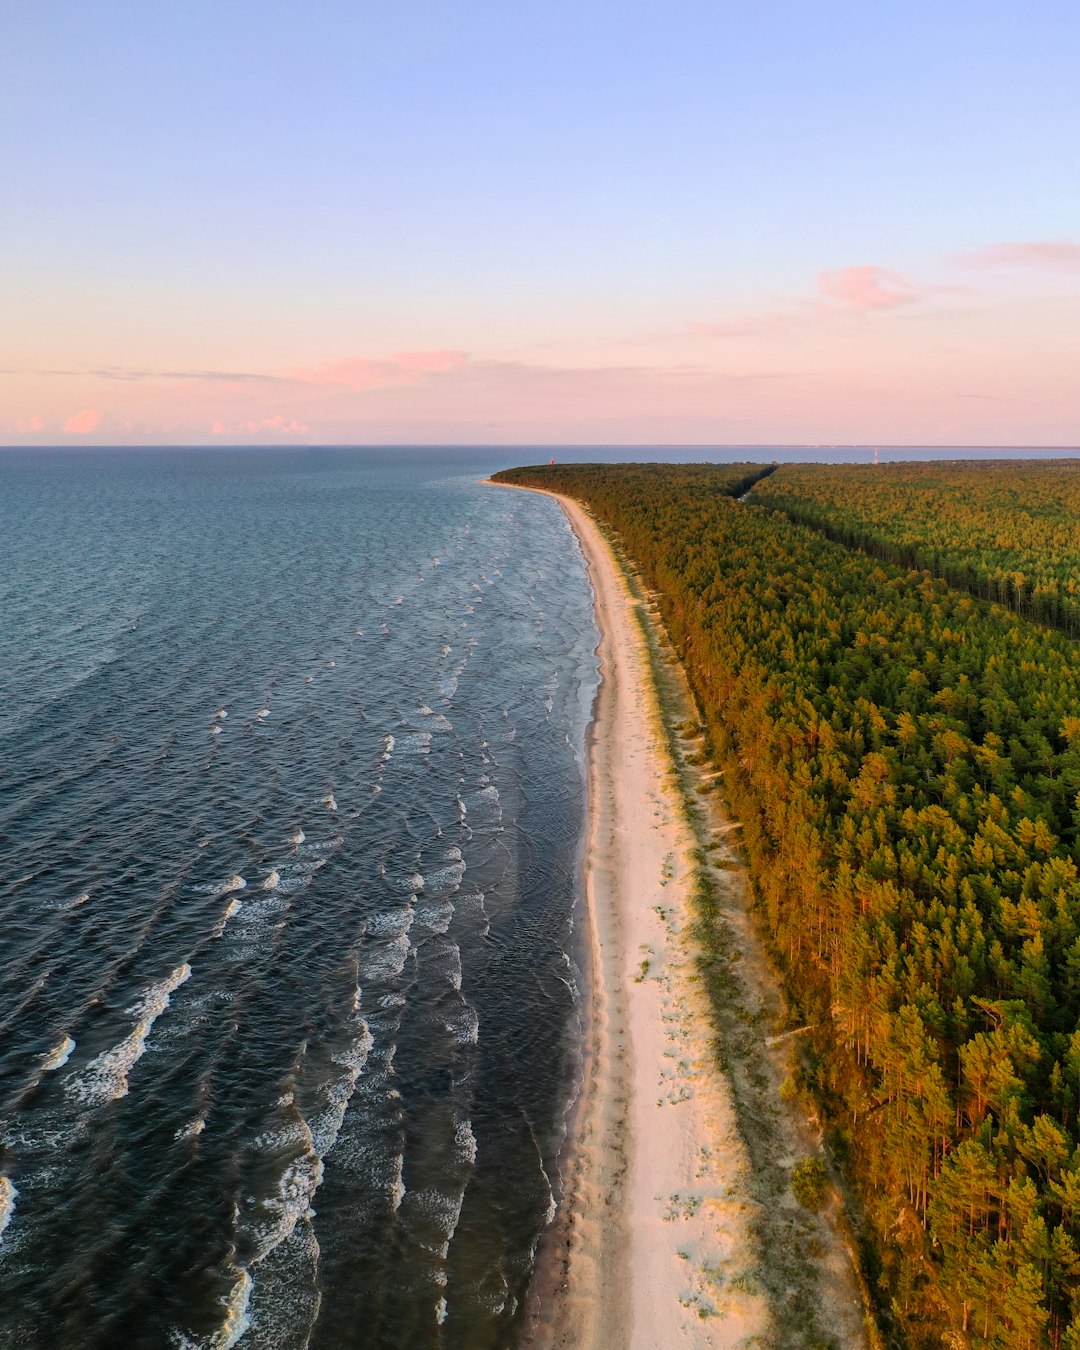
3,0,1079,443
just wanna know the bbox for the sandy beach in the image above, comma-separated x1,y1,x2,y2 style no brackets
493,481,869,1350
528,488,773,1347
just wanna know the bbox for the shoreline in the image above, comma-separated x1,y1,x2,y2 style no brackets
494,480,773,1347
492,477,871,1349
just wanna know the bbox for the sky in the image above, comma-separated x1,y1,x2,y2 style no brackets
3,0,1079,446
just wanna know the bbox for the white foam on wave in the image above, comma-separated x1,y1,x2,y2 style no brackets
422,861,466,894
323,792,337,811
262,871,279,891
249,1146,323,1266
455,1119,478,1166
212,898,242,938
414,900,454,934
68,963,192,1106
326,659,336,668
359,933,411,983
381,868,424,895
210,724,222,736
174,1115,206,1141
381,734,395,762
46,888,91,913
399,731,431,755
391,1153,406,1210
304,834,343,854
410,1185,466,1258
418,709,453,732
365,903,414,941
197,1265,252,1350
540,1166,558,1225
214,709,228,721
0,1176,17,1245
465,784,502,830
194,874,247,896
277,860,324,885
445,1004,479,1046
289,829,305,847
241,896,289,919
435,1296,448,1325
41,1035,76,1072
307,1021,375,1158
255,708,270,721
234,1036,387,1331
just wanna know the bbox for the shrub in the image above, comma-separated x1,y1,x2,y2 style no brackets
791,1156,830,1210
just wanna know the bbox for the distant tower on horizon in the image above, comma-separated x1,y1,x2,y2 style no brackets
874,447,880,466
550,457,555,464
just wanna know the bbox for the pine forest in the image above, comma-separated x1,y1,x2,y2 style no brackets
493,459,1080,1350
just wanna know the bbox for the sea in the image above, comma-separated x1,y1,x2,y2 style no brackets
0,448,600,1349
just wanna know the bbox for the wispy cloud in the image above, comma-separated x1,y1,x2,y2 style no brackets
817,265,924,312
691,263,936,342
58,356,465,391
15,414,44,432
289,349,469,391
954,240,1080,271
63,408,101,434
91,366,291,384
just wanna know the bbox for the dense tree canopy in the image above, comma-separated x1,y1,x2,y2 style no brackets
753,460,1080,633
495,461,1080,1349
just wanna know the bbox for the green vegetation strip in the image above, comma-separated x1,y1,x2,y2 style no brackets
619,545,860,1350
753,459,1080,635
494,463,1080,1350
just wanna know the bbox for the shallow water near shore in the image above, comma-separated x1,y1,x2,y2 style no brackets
0,447,598,1348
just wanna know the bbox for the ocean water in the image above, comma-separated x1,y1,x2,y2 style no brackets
0,448,598,1349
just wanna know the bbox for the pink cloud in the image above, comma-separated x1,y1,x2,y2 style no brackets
818,265,922,312
954,240,1080,271
16,414,44,432
251,415,309,433
291,349,468,391
691,264,940,342
63,408,102,434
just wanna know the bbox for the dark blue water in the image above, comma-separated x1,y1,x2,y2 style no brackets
0,448,598,1349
